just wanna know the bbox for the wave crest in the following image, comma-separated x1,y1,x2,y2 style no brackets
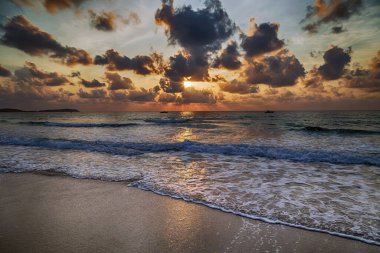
18,121,139,128
0,136,378,166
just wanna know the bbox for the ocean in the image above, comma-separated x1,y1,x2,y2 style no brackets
0,111,379,245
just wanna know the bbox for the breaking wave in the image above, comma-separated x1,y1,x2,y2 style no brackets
18,122,140,128
0,136,378,166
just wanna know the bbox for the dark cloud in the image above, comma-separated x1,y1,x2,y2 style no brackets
125,86,160,102
0,15,92,65
13,61,71,86
219,79,259,94
245,50,305,87
10,0,34,7
331,25,346,34
310,50,324,58
94,49,162,75
78,88,107,99
240,20,285,58
110,86,160,102
89,10,116,32
166,51,208,81
302,0,363,33
318,46,352,80
11,0,90,13
179,87,217,104
158,92,179,103
159,78,184,93
155,0,236,54
210,75,227,83
0,65,12,77
0,62,74,110
302,23,318,34
155,0,236,90
344,50,380,92
0,84,75,109
70,71,81,78
88,10,141,31
159,50,211,93
212,41,242,70
105,72,135,90
304,69,324,89
44,0,88,13
122,12,141,25
80,78,106,88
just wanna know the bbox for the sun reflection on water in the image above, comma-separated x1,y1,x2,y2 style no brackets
173,127,193,142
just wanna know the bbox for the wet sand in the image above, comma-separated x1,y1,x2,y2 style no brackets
0,173,378,253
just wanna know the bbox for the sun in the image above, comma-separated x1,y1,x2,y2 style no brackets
184,81,192,88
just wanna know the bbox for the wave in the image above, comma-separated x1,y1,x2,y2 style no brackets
0,136,378,166
144,118,191,123
132,183,380,246
0,136,143,156
302,126,380,135
18,121,140,128
17,121,218,129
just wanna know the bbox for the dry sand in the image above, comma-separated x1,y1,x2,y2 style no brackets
0,173,378,253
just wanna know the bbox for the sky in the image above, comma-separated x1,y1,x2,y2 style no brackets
0,0,379,111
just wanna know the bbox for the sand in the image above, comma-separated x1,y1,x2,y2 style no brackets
0,173,378,253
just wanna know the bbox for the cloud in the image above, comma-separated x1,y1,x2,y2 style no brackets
318,46,352,80
78,88,107,99
125,86,160,102
10,0,34,7
240,19,285,58
302,0,363,33
303,46,352,90
0,63,74,108
70,71,81,78
11,0,90,14
179,87,217,104
110,86,160,102
158,92,179,103
219,79,259,94
121,11,141,25
331,25,346,34
168,51,208,80
44,0,89,13
80,78,106,88
304,68,324,89
88,10,141,32
245,50,305,87
89,10,116,32
13,61,71,86
159,50,211,94
212,41,242,70
159,78,184,93
0,84,74,109
94,49,162,75
0,15,92,65
155,0,236,54
155,0,236,90
105,72,135,90
344,50,380,92
0,65,12,77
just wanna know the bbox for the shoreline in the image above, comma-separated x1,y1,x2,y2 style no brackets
31,170,380,246
134,184,380,247
0,173,379,253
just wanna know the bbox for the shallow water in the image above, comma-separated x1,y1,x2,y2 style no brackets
0,111,379,244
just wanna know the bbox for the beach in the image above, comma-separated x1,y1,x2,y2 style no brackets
0,173,378,253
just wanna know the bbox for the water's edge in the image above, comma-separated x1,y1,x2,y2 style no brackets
3,170,379,247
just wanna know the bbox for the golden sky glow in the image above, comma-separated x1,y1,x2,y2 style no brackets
0,0,379,111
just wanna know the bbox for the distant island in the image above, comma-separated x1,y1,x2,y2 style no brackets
0,108,79,112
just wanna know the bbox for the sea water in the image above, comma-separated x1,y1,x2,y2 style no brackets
0,111,379,245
